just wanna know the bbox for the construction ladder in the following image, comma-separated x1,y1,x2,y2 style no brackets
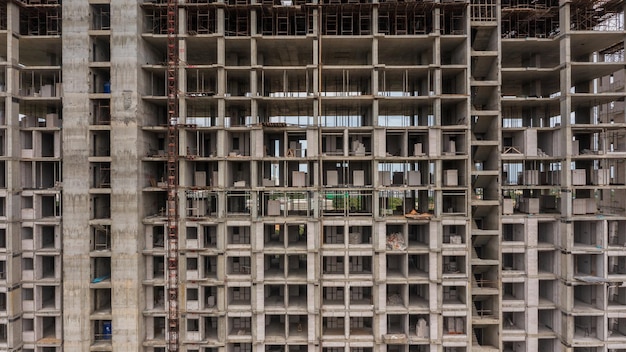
166,0,179,350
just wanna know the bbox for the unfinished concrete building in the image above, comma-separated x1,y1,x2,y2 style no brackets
0,0,622,351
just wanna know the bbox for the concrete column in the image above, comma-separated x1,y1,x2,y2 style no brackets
61,0,92,350
109,1,144,349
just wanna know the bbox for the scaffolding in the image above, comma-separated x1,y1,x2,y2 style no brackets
19,5,61,35
440,3,467,34
144,5,169,35
501,1,559,38
471,0,496,22
225,7,250,36
570,0,624,30
259,6,314,36
378,3,435,35
187,6,217,35
321,4,374,35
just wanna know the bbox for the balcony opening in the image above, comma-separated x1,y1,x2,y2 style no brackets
350,316,372,336
348,286,371,306
443,224,464,246
40,316,58,341
323,256,344,276
91,99,111,124
502,282,525,302
503,311,524,331
202,286,217,309
287,254,306,278
228,286,251,306
386,254,406,279
323,317,345,336
92,288,111,314
186,190,218,217
408,284,428,308
574,316,598,338
287,224,307,248
387,284,405,308
93,320,112,343
40,255,57,279
227,226,250,246
264,223,285,248
91,194,110,219
408,254,429,277
321,190,373,216
324,225,344,245
387,314,405,334
228,256,251,275
91,162,111,188
443,285,466,306
265,284,285,308
203,317,218,340
203,226,217,249
226,191,251,215
203,256,217,279
152,316,166,340
91,257,111,283
409,314,429,339
229,317,251,336
348,256,371,275
287,285,307,308
443,316,465,335
408,224,429,248
265,315,286,338
39,285,57,310
150,256,165,280
265,254,285,278
36,195,57,219
288,315,307,338
323,286,344,306
348,226,371,246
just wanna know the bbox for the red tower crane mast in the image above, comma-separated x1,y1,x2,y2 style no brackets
165,0,179,350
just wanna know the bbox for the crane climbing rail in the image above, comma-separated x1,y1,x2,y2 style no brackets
165,0,180,350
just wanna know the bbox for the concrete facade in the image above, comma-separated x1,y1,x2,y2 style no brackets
0,0,623,352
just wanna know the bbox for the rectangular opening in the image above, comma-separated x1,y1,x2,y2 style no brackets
350,286,372,305
228,286,251,306
265,254,285,278
386,284,405,307
92,288,111,314
323,317,344,335
348,256,372,275
229,317,251,336
228,256,251,275
350,316,373,335
324,225,344,245
202,256,217,279
323,256,344,275
203,286,217,309
91,257,111,283
265,315,285,338
227,226,250,245
203,226,217,248
408,284,429,307
323,286,344,305
286,254,306,278
203,317,218,340
265,284,285,308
